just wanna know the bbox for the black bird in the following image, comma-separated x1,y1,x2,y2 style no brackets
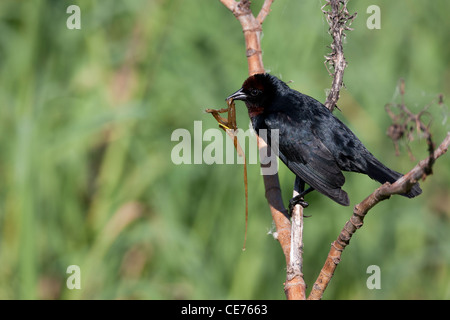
227,73,422,209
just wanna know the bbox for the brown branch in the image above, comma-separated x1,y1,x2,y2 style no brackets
220,0,265,75
322,0,356,112
220,0,307,300
256,0,274,25
308,132,450,300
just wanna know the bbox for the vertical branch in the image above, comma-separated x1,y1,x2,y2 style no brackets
220,0,265,75
322,0,356,112
220,0,306,300
286,191,306,300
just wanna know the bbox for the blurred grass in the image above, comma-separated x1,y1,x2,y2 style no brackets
0,0,449,299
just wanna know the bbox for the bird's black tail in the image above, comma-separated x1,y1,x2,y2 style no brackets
365,158,422,198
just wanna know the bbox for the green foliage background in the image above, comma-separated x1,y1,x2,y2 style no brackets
0,0,449,299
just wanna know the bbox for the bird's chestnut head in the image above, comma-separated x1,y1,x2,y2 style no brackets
227,73,271,105
226,73,289,115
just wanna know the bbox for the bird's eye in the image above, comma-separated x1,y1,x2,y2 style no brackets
250,89,260,96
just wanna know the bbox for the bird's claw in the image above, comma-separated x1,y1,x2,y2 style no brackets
288,196,309,216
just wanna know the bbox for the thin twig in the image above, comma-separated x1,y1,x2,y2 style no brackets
257,0,275,25
386,78,438,165
322,0,356,112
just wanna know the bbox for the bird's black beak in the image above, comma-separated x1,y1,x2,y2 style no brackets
226,88,247,101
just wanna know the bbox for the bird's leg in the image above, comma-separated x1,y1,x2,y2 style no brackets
294,176,305,194
291,177,308,208
288,178,314,215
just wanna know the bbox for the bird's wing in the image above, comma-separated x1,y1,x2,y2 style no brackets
265,113,349,205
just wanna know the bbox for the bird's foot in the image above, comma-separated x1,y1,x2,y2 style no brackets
288,195,309,216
